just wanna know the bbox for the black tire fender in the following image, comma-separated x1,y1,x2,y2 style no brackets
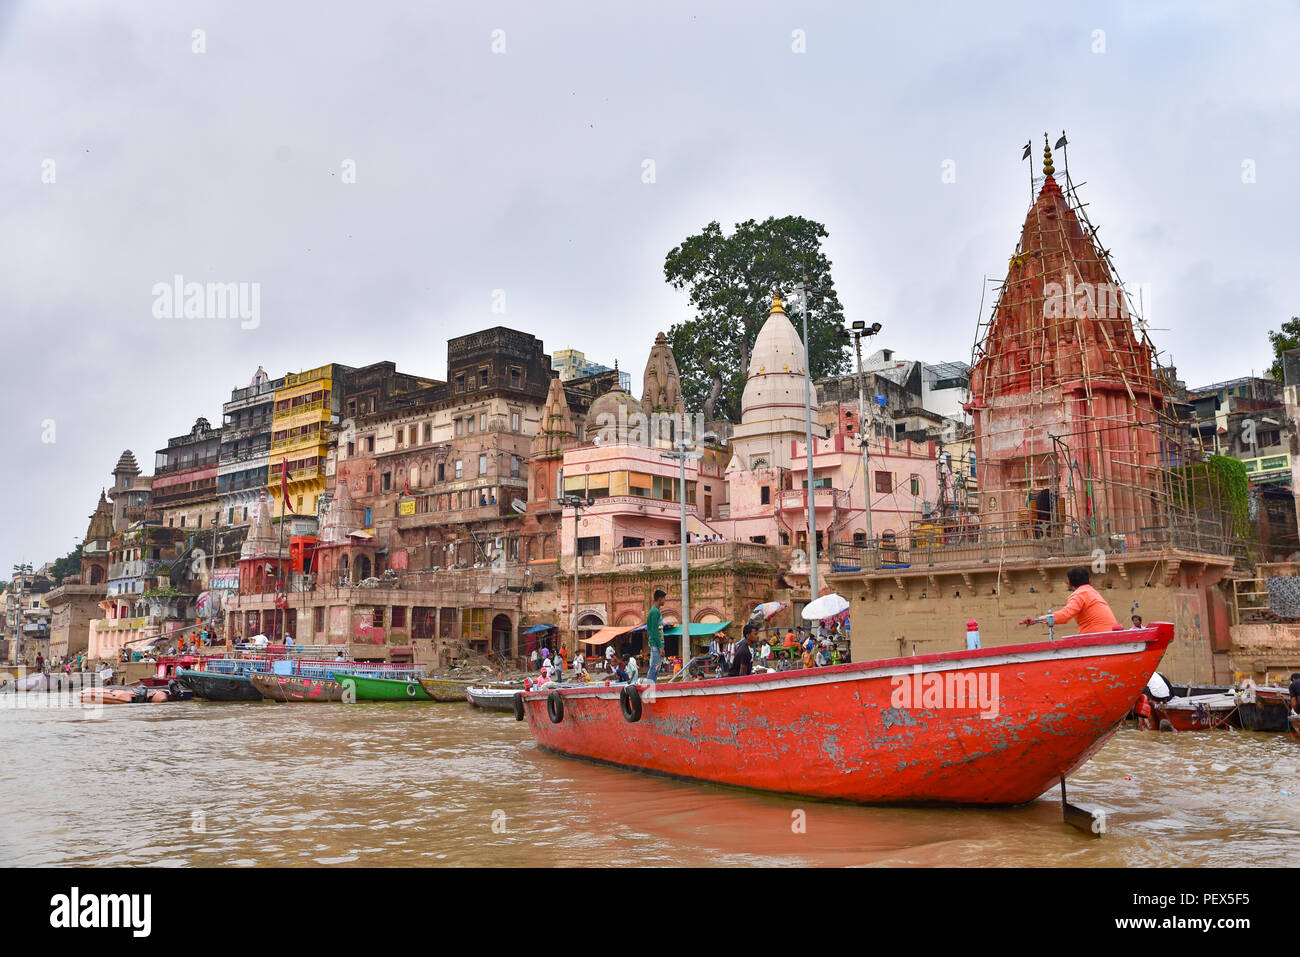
547,689,564,723
620,684,643,723
513,692,526,721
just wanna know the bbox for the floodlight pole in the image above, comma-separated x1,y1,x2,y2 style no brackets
795,282,819,602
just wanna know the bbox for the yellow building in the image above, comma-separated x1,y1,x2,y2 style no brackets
268,364,337,518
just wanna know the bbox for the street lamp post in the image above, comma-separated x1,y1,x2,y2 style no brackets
661,438,704,660
840,320,883,557
559,494,595,652
792,282,821,602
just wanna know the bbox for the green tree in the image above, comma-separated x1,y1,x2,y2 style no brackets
1267,316,1300,381
49,545,83,584
664,216,850,423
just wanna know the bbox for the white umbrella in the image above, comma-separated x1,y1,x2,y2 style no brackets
749,601,787,622
801,593,850,620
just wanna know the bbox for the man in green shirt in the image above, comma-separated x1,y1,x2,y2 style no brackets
646,589,666,682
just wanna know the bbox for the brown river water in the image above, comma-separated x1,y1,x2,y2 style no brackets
1,696,1297,867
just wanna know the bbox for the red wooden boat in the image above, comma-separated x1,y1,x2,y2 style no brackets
1150,692,1237,731
250,673,343,702
519,623,1174,806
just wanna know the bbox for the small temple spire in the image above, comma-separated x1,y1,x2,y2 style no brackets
771,293,785,314
1042,133,1055,178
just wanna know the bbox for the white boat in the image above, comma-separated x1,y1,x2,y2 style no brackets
466,685,524,711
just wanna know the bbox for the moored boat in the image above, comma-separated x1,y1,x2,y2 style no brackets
176,668,263,702
519,623,1175,806
331,672,431,701
1151,692,1237,731
466,686,523,711
418,677,474,702
79,683,193,705
250,673,343,702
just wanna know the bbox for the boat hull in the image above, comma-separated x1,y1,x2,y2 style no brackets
521,624,1174,806
467,687,520,711
250,674,343,702
332,672,431,701
177,669,263,702
418,677,473,703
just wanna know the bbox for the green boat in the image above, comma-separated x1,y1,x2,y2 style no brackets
330,672,432,702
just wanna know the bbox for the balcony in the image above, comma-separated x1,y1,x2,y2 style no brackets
273,399,330,422
218,445,271,467
777,487,851,513
611,540,778,569
155,455,220,475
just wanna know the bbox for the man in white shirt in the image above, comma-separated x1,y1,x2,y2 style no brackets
626,654,639,682
574,650,585,674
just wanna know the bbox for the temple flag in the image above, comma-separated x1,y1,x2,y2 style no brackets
280,459,294,514
1054,133,1068,150
1021,140,1032,160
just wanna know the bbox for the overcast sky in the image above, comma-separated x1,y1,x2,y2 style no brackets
2,0,1297,573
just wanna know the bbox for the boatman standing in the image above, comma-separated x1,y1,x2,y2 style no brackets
1018,566,1119,635
646,589,666,682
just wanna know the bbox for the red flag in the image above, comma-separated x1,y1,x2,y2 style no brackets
280,459,294,514
403,472,409,496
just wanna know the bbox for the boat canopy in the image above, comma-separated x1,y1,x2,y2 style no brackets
663,621,733,637
583,625,642,645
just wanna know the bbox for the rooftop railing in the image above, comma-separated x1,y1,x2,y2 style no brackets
828,511,1234,573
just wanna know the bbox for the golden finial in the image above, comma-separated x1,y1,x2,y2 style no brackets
771,293,785,314
1042,133,1055,177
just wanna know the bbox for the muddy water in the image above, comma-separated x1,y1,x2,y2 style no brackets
1,697,1296,867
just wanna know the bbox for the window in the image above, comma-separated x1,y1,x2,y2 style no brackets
629,471,653,497
577,536,601,556
366,474,374,493
366,436,375,453
391,607,406,628
875,471,892,494
395,429,404,448
478,454,488,476
760,486,771,505
455,460,463,479
348,400,356,417
243,507,249,521
346,440,354,457
510,455,521,478
423,423,432,443
853,532,867,545
437,463,445,482
180,516,185,527
382,472,392,491
510,367,522,388
455,374,465,393
467,416,475,434
511,411,521,432
314,607,325,633
969,453,976,478
749,535,768,545
480,367,489,387
467,376,475,391
587,473,610,499
456,418,464,437
228,508,235,524
910,474,920,496
408,426,417,446
479,412,487,431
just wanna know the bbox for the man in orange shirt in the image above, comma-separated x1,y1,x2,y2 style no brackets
1019,566,1119,635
